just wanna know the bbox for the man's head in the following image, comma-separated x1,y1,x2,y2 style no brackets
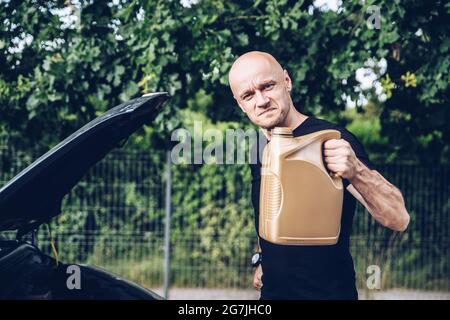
228,51,294,130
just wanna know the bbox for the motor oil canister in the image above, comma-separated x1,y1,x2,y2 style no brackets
259,127,344,245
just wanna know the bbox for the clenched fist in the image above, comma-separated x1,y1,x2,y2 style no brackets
323,139,359,180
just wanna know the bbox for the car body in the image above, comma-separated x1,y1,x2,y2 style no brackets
0,92,169,299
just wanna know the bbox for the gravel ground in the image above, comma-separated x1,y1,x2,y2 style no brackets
150,288,450,300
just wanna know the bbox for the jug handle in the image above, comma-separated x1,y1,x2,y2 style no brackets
317,130,343,188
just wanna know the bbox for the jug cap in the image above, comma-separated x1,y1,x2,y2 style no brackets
272,127,293,137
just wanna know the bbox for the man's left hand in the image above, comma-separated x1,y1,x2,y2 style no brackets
323,139,359,180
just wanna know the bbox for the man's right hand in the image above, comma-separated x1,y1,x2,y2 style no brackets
253,264,263,291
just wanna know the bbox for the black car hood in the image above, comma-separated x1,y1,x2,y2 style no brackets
0,92,169,234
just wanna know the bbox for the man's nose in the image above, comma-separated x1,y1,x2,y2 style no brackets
255,90,270,108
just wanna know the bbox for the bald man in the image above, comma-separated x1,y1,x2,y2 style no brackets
228,51,410,300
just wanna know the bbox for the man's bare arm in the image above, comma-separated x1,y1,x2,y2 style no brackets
324,139,410,232
347,159,410,231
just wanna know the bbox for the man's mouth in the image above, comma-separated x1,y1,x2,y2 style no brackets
259,108,276,116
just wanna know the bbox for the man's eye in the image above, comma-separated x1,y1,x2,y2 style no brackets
265,83,275,90
243,94,253,101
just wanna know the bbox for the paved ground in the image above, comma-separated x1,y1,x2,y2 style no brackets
151,288,450,300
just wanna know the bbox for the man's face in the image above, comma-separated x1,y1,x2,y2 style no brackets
229,57,292,129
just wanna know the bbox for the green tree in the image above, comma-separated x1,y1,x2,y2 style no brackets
1,0,448,163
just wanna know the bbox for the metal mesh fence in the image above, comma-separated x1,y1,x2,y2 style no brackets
0,144,449,299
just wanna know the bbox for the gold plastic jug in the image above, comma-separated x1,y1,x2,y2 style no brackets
259,127,344,245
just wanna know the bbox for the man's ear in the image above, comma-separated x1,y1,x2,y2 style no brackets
235,97,246,114
283,69,292,92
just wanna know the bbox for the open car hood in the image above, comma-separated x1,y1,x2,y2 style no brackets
0,92,169,234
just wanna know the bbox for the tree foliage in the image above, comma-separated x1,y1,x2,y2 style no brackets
0,0,448,162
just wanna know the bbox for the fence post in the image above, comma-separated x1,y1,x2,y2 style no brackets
163,150,172,299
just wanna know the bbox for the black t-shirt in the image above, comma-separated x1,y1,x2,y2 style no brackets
250,117,373,300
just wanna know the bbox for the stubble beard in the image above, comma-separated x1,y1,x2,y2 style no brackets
259,109,287,130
